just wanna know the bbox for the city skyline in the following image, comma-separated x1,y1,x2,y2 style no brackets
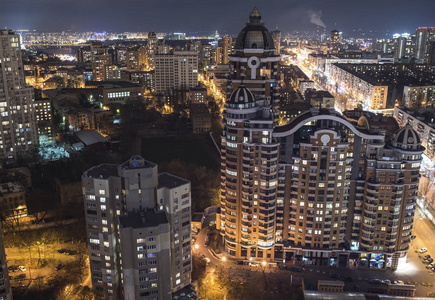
1,0,435,35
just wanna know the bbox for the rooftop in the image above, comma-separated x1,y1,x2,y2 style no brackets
0,182,25,196
83,163,119,180
118,209,168,229
158,173,190,189
74,130,107,146
118,155,157,170
333,63,435,87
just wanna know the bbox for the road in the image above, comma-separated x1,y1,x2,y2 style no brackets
193,209,435,297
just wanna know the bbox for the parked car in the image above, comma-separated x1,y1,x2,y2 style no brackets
424,255,431,260
393,280,404,285
57,249,67,254
382,279,391,285
67,250,78,255
249,262,259,267
18,266,27,272
419,248,428,253
369,278,382,284
8,266,18,272
15,274,26,280
204,238,209,247
204,258,211,264
237,260,244,265
426,258,434,264
56,264,64,271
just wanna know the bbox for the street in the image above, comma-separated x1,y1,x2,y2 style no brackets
193,210,435,297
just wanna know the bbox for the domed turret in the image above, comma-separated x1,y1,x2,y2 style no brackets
226,85,256,109
235,7,275,50
148,30,157,38
391,125,422,150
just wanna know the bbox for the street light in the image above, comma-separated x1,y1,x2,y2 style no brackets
262,261,267,266
222,256,227,262
195,244,199,250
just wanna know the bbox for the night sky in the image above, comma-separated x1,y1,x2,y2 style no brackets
1,0,434,35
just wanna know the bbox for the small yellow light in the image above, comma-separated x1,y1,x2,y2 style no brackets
262,261,267,266
222,256,227,262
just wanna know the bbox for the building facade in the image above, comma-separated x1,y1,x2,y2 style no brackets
229,8,280,103
92,42,113,81
154,51,198,93
393,106,435,160
274,110,422,269
0,29,38,160
218,85,278,260
82,156,191,299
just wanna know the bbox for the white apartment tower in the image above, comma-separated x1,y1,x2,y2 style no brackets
154,51,198,93
82,156,192,299
0,30,38,160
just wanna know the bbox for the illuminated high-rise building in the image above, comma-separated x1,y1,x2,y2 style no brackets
0,222,12,299
126,46,148,71
215,47,223,65
147,30,159,69
219,35,233,64
272,26,281,56
82,156,192,299
154,51,198,93
274,112,423,269
330,29,340,54
415,27,435,62
0,29,38,160
91,42,113,81
219,85,278,260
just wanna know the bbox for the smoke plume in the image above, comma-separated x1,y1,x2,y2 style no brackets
308,10,326,28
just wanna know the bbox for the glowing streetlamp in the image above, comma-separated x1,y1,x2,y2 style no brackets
195,244,199,250
222,256,227,262
262,261,267,266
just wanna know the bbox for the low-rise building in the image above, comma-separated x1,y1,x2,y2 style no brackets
317,280,344,292
386,283,416,297
188,86,208,104
190,103,211,134
0,182,27,220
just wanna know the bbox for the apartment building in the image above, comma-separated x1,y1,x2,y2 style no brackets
82,156,191,299
393,106,435,160
328,63,435,111
92,42,113,81
0,29,39,160
218,85,278,260
154,51,198,93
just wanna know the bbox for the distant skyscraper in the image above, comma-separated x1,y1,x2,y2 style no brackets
0,222,12,299
330,29,340,54
82,156,192,299
91,42,113,81
428,41,435,65
126,46,148,71
272,26,281,56
154,51,198,93
219,35,233,64
147,30,159,69
0,29,38,160
415,27,435,61
215,46,223,64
